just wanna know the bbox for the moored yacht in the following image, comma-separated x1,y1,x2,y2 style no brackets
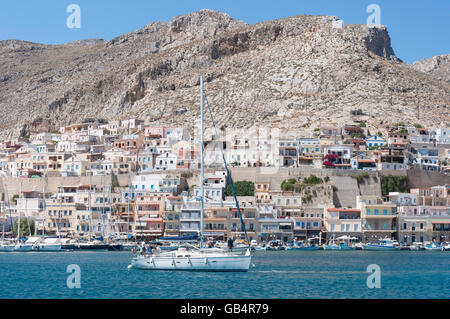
33,237,62,251
14,236,39,252
362,238,399,251
0,240,15,252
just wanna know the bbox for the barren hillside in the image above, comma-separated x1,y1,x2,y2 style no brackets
0,9,448,139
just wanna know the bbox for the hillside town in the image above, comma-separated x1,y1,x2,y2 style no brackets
0,117,449,246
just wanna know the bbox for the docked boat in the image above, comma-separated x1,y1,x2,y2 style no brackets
107,243,124,251
121,241,138,251
323,235,357,250
287,237,320,250
0,240,15,252
424,242,441,251
265,240,285,251
33,237,62,251
75,240,109,250
362,238,399,251
409,242,423,251
441,242,450,251
129,76,252,272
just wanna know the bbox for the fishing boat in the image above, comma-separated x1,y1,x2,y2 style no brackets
130,76,252,272
265,240,285,251
423,242,441,251
287,237,320,250
362,238,399,251
409,242,423,251
441,242,450,251
323,235,357,250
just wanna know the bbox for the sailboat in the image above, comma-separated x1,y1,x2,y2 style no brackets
0,197,14,252
13,182,34,252
34,178,62,251
130,76,252,271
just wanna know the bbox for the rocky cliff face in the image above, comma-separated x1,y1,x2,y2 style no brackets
412,54,450,83
0,10,448,139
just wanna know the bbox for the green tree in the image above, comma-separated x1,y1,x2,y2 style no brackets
303,175,323,185
281,178,296,191
225,181,254,196
12,217,35,238
381,175,408,196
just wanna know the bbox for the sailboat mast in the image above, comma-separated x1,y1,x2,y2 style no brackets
42,173,46,235
88,163,92,240
18,182,21,240
127,174,131,243
200,75,205,248
1,200,5,241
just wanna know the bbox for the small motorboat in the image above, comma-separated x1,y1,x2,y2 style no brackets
409,242,423,251
424,242,441,251
362,238,399,251
323,235,357,250
265,240,285,251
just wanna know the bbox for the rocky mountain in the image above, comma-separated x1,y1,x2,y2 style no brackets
412,54,450,83
0,9,449,139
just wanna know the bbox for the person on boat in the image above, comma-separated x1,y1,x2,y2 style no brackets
155,245,161,254
227,237,234,252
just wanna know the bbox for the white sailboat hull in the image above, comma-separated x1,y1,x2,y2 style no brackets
131,254,252,272
13,244,34,252
34,244,62,251
0,244,15,252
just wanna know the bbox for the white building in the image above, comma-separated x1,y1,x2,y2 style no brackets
332,19,346,29
388,192,418,206
154,152,177,171
436,128,450,144
365,135,386,148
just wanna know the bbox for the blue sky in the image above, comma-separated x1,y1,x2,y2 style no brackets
0,0,448,64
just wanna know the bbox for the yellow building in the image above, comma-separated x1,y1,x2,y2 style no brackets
357,195,397,242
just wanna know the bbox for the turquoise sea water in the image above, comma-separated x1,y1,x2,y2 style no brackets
0,250,448,299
